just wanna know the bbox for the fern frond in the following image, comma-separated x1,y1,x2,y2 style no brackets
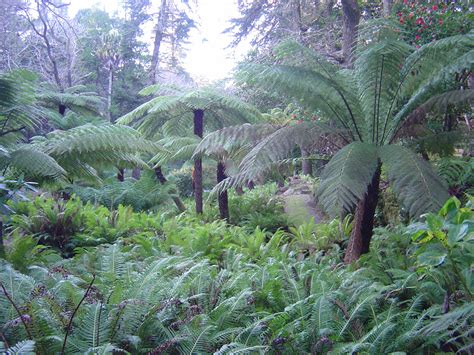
150,136,201,167
193,123,280,159
117,88,262,138
238,122,334,180
0,340,36,354
380,145,449,217
238,63,363,139
317,142,379,217
417,89,474,114
6,146,66,180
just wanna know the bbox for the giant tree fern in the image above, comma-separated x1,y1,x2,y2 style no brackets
117,85,262,214
213,29,473,262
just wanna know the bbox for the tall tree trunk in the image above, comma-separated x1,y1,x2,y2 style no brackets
341,0,360,66
344,165,381,263
154,167,186,212
217,160,229,220
383,0,393,17
0,221,4,258
107,65,113,122
193,109,204,214
247,180,255,190
301,146,312,176
117,168,125,182
149,0,168,84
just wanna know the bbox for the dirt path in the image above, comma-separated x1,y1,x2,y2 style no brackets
277,177,326,226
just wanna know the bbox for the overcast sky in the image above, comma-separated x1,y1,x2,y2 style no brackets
68,0,249,83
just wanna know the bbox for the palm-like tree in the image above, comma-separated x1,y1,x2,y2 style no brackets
213,31,473,262
117,85,261,213
0,70,155,183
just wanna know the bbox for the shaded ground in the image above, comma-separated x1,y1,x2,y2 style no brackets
276,177,326,226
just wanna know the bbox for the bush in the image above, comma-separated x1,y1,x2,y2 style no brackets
7,195,162,256
228,183,288,232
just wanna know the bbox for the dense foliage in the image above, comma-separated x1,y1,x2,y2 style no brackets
0,1,472,354
0,197,472,353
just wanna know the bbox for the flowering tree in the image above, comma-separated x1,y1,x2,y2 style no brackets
396,1,472,47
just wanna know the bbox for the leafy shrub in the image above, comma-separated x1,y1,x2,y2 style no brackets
7,196,162,256
228,183,288,232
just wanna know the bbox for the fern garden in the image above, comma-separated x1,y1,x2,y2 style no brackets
0,1,473,354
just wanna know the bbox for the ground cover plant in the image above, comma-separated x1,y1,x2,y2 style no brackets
0,197,472,354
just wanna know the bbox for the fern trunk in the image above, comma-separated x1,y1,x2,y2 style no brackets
193,109,204,214
0,221,4,258
344,164,381,263
153,167,186,213
217,161,229,220
117,168,125,182
301,146,312,176
107,66,113,122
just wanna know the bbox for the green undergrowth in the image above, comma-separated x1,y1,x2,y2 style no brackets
0,197,472,354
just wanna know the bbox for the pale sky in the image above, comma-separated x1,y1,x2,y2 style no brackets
68,0,249,83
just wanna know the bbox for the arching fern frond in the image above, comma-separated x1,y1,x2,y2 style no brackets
0,340,36,354
193,123,280,159
4,146,66,180
149,136,201,167
317,142,379,217
380,145,449,217
238,122,334,180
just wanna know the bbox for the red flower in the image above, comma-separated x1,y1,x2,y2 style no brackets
415,35,420,41
403,0,408,4
438,19,443,25
296,120,303,125
399,17,404,24
409,12,414,18
415,17,425,25
416,45,420,49
432,5,438,11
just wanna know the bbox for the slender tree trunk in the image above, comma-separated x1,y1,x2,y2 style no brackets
193,109,204,214
344,165,381,263
217,161,229,220
383,0,393,17
247,180,255,190
154,167,186,212
132,168,141,180
149,0,168,84
0,221,4,258
301,146,312,176
107,65,113,122
341,0,360,66
117,168,125,182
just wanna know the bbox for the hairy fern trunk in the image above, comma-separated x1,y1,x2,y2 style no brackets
344,164,381,263
193,109,204,214
301,146,312,176
117,168,125,182
217,161,229,220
